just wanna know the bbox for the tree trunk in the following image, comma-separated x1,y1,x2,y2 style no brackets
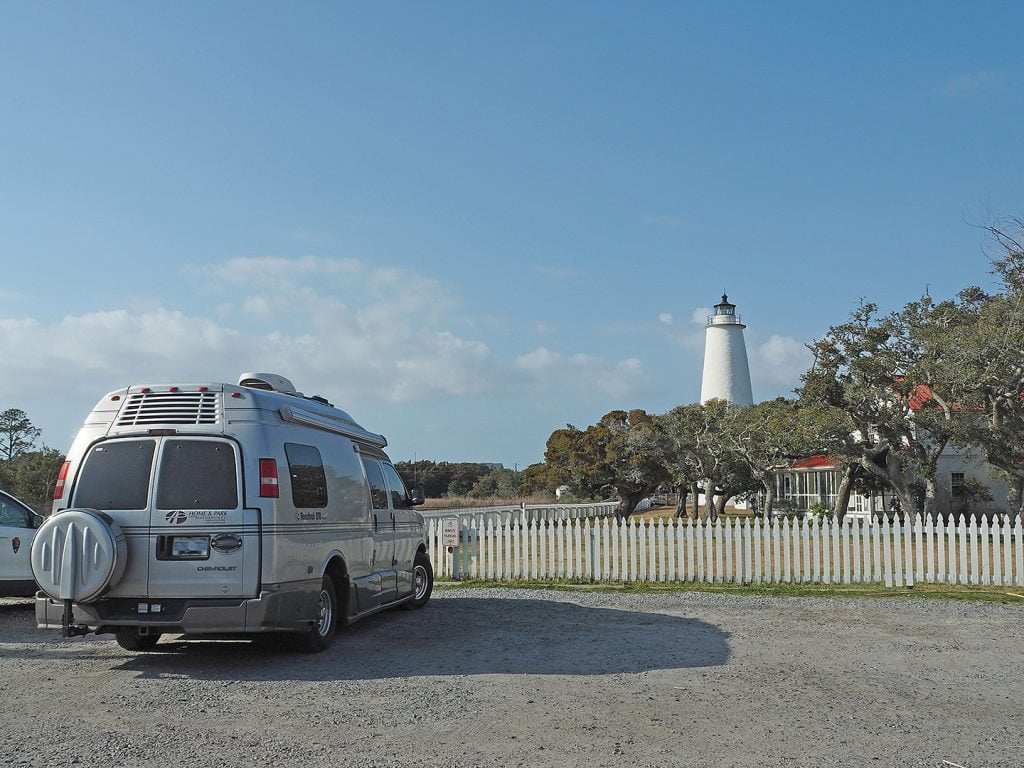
705,479,717,521
890,480,920,522
832,465,855,523
615,487,651,520
923,475,938,520
713,492,727,520
860,451,921,520
921,438,947,521
690,481,700,519
1006,474,1024,519
761,479,775,519
675,483,688,518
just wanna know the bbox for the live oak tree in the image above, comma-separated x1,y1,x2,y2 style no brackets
656,403,702,518
728,398,847,517
544,409,668,520
802,302,925,518
935,218,1024,514
519,462,559,497
658,400,755,521
802,291,985,519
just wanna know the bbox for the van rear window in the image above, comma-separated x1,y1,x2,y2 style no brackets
74,440,156,510
156,440,238,510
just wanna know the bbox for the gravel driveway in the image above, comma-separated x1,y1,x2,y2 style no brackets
1,588,1020,768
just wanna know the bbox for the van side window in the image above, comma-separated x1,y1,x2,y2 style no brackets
285,443,328,508
361,458,389,510
381,463,409,509
157,440,239,510
74,440,156,510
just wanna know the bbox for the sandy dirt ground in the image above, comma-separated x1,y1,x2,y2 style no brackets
1,588,1021,768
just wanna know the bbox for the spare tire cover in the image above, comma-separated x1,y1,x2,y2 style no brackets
31,508,128,603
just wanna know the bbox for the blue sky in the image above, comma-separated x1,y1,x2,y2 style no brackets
1,2,1022,468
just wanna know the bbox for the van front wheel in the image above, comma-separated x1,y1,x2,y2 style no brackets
115,629,161,652
404,552,433,610
291,576,337,653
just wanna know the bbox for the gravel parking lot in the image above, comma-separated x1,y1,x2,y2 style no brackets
1,588,1021,768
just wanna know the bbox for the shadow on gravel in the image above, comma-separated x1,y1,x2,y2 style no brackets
0,599,34,614
112,597,730,682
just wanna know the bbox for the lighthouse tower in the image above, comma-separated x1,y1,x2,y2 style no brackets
700,294,753,405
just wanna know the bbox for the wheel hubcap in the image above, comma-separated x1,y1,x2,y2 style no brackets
317,589,332,636
413,565,428,600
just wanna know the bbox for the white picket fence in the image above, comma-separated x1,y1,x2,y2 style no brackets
427,513,1024,588
419,501,618,526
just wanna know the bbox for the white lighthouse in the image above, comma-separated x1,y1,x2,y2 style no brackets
700,294,753,405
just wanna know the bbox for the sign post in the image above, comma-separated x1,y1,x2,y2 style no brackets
441,517,462,578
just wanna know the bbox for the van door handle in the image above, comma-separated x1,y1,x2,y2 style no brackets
373,515,378,533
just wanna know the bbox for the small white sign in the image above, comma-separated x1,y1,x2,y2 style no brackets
441,517,461,548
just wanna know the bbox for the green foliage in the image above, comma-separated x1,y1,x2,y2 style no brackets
658,400,758,519
3,448,65,513
806,501,831,518
0,409,64,513
545,409,668,519
519,462,557,496
393,460,496,498
469,468,521,499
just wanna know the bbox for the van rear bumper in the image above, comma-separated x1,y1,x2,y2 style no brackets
35,580,320,635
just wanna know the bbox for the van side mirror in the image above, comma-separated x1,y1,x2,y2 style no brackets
31,513,45,529
409,487,426,507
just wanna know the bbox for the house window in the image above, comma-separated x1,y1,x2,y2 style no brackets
951,472,965,498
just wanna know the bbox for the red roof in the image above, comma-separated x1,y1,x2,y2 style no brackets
790,454,835,469
908,384,934,411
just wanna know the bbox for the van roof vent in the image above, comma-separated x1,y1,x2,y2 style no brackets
116,391,220,427
238,373,301,395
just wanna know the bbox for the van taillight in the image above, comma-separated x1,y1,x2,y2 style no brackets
53,462,70,500
259,458,279,497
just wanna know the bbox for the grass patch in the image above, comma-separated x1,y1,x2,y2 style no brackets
434,579,1024,603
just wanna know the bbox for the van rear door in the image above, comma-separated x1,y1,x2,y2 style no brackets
147,437,254,599
71,438,158,597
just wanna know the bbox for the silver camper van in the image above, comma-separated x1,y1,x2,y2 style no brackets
31,373,433,652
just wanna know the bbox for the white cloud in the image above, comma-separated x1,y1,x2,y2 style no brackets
209,254,362,286
241,295,271,318
531,321,556,335
514,347,648,398
0,255,659,444
658,312,673,325
515,346,562,372
657,306,711,352
0,257,496,411
750,334,812,396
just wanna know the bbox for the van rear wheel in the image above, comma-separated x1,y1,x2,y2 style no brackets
115,628,161,652
404,552,433,610
291,576,337,653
